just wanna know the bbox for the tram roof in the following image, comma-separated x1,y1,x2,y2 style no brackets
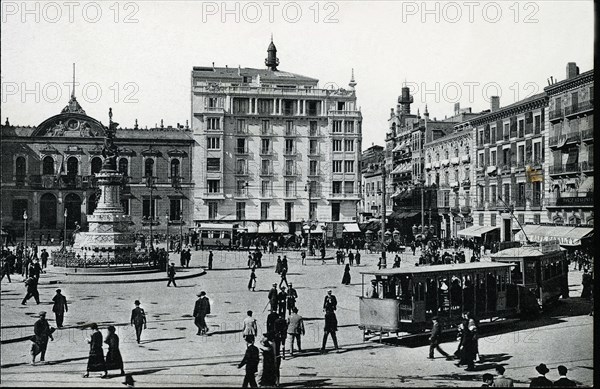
491,246,565,259
359,261,515,276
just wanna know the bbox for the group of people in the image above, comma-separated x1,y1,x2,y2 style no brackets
480,363,578,387
1,244,50,284
428,312,480,371
334,249,361,266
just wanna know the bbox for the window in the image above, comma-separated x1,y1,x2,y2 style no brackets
118,158,128,176
533,214,541,224
491,213,496,226
236,119,246,133
285,120,294,135
42,156,55,175
283,100,294,115
90,157,102,175
285,160,295,175
207,158,220,172
534,115,541,134
518,119,524,138
236,138,247,154
502,148,510,167
478,152,484,168
261,139,271,154
344,181,354,194
208,180,220,193
503,123,509,139
333,140,343,152
285,181,295,197
309,140,318,155
333,161,343,173
331,202,340,221
170,199,182,220
236,202,246,220
479,213,484,226
261,120,271,134
503,183,510,203
337,101,345,110
208,97,218,108
309,160,318,175
518,145,525,166
261,202,270,219
170,159,180,178
208,202,218,220
344,140,354,152
309,121,318,136
285,139,294,154
333,181,342,193
333,120,343,133
261,159,271,175
344,121,354,133
66,157,79,176
490,185,497,205
258,99,273,114
144,158,154,177
285,202,293,221
344,161,354,173
207,137,220,149
490,127,496,143
236,180,248,196
232,98,250,114
490,150,497,166
309,202,317,220
261,181,272,197
142,198,156,219
236,159,247,174
307,101,319,116
12,199,28,220
120,198,129,215
533,142,541,163
517,213,525,224
207,117,220,130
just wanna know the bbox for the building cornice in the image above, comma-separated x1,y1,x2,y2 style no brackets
544,70,594,95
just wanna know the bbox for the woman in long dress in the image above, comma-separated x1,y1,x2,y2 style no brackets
104,325,125,376
83,323,107,378
258,333,278,387
341,264,351,285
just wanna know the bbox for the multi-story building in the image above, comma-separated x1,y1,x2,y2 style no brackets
1,93,194,242
545,63,594,228
360,144,385,221
470,93,548,242
191,40,362,238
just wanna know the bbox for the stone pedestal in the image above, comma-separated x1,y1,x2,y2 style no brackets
71,169,136,264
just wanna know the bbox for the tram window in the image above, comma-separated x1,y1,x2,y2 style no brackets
511,264,523,284
201,231,209,238
224,232,231,239
524,262,536,284
416,282,425,301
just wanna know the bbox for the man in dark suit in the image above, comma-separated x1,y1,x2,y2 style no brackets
529,363,553,387
32,311,54,364
268,283,278,313
51,289,68,328
238,335,259,388
428,317,450,359
167,263,177,287
130,300,147,344
277,287,287,318
193,291,211,335
21,276,40,305
553,365,576,387
323,290,337,312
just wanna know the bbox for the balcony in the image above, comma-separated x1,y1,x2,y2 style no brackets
581,161,594,174
450,206,461,214
235,147,249,155
500,165,512,175
424,162,432,171
235,168,249,176
204,106,225,113
327,192,361,200
260,128,275,136
235,127,249,136
476,202,485,211
284,128,298,137
260,168,273,176
450,157,460,165
234,191,249,199
547,193,594,207
307,170,319,177
549,163,581,176
283,167,297,176
29,175,57,189
461,155,470,164
515,199,526,210
283,191,297,199
141,217,160,226
60,175,83,189
328,110,361,118
202,191,225,199
259,149,273,156
170,176,182,189
15,175,26,187
462,179,471,189
531,196,542,210
565,132,581,145
582,128,594,143
565,100,594,117
260,191,274,199
284,149,297,156
549,109,563,122
450,181,460,190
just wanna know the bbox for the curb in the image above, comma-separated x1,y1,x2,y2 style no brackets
43,268,207,285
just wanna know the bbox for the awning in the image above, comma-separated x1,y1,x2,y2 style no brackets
457,225,499,237
391,164,404,174
258,222,274,234
273,221,289,233
390,189,402,198
343,223,361,233
240,221,258,234
310,223,327,234
196,223,234,230
392,143,403,152
515,225,593,246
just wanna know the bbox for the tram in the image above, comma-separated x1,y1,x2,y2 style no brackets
196,223,233,248
490,240,568,308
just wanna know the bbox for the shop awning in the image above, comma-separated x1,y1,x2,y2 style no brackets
258,222,274,234
273,221,289,233
242,222,259,234
457,225,499,237
196,223,234,230
343,223,361,233
515,225,593,246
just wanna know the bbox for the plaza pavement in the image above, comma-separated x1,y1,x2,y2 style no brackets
0,247,594,387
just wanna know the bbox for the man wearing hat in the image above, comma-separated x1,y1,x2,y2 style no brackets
268,283,278,313
277,286,287,318
51,289,68,328
553,365,576,387
238,334,259,388
323,290,337,313
31,311,54,364
167,263,177,287
428,316,450,359
529,363,553,387
21,275,40,305
193,291,211,335
286,283,298,316
130,300,147,344
40,248,49,269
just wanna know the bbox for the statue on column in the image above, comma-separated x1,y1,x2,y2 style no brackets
101,108,119,171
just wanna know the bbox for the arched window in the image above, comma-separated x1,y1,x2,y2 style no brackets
66,157,79,177
170,159,180,178
144,158,154,177
39,193,57,229
15,156,26,177
64,193,82,229
87,193,98,215
91,157,103,175
42,156,55,175
118,158,128,176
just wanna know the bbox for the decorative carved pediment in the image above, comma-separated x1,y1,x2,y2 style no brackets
167,149,187,157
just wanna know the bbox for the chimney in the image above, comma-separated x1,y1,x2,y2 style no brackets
454,102,460,115
490,96,500,112
566,62,579,79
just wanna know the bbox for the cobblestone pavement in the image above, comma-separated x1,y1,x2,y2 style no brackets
1,247,593,387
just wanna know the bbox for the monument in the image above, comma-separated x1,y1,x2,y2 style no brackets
67,108,137,266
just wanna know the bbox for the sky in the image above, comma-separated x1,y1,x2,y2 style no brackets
1,0,594,149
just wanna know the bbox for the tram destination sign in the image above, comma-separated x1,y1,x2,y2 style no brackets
540,239,561,254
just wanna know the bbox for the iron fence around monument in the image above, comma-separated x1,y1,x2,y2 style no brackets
51,249,154,268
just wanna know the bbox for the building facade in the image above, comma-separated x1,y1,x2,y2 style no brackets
1,94,194,242
360,144,385,221
191,40,362,237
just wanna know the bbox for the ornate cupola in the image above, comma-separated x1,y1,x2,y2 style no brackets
265,35,279,71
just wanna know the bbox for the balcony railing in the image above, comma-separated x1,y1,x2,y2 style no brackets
235,168,249,176
581,128,594,142
260,191,274,198
476,203,485,211
204,106,225,113
460,206,471,214
307,170,319,177
462,179,471,188
284,191,297,199
581,161,594,172
260,168,273,176
170,176,182,188
235,127,248,135
547,192,594,207
60,175,83,189
329,110,361,117
566,132,581,144
284,167,297,176
284,128,297,137
515,199,526,210
328,192,360,199
450,206,461,214
259,149,273,156
235,147,249,155
308,148,319,156
284,149,297,156
549,109,563,121
549,163,581,175
203,191,225,198
260,128,275,136
565,100,594,117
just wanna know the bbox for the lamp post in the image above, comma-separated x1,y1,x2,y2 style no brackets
165,211,170,252
179,210,184,248
63,208,68,251
378,164,387,268
146,175,155,251
23,210,28,250
305,180,312,255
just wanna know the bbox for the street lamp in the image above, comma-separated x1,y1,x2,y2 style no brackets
305,180,312,255
146,175,155,251
179,210,184,248
165,211,170,252
63,208,68,251
23,210,28,250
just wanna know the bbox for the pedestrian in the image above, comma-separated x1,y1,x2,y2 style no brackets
193,291,211,335
273,313,288,363
30,311,54,364
258,333,278,387
348,250,354,266
355,250,361,266
130,300,147,344
1,253,12,283
393,255,401,268
481,373,495,387
208,250,213,270
377,257,382,270
105,325,125,376
411,241,416,256
29,258,42,281
275,256,282,274
581,269,592,298
301,250,306,266
21,276,40,305
320,246,326,264
428,316,450,359
320,309,339,353
456,313,476,371
167,263,177,287
286,283,298,316
40,249,49,269
83,323,107,378
266,309,278,335
51,289,68,328
553,365,576,387
285,307,305,357
180,248,186,267
242,310,258,342
238,335,259,388
323,289,337,312
529,363,553,387
279,267,288,289
494,365,514,387
268,283,278,313
277,286,287,318
341,263,351,285
248,268,257,291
